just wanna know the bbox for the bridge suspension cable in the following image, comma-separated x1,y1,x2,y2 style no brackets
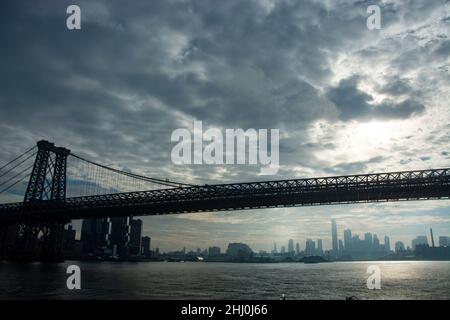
0,164,33,195
0,145,36,173
0,151,37,179
70,153,195,188
0,142,198,201
0,146,37,201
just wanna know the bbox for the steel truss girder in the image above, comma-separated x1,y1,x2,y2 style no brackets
0,167,449,223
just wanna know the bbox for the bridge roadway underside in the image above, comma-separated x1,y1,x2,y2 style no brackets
1,179,449,224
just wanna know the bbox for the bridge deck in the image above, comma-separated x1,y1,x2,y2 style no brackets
1,168,449,223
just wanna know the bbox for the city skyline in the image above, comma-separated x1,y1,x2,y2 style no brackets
153,224,449,257
75,216,449,254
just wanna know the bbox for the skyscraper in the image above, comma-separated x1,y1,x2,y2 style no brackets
338,239,344,253
373,234,380,251
364,233,373,252
208,246,221,256
430,228,435,248
81,218,110,255
141,236,151,256
344,229,352,252
384,236,391,252
295,242,300,255
317,239,323,256
331,219,338,256
305,239,315,257
412,236,428,250
109,216,131,259
129,218,143,255
352,235,361,252
63,224,77,250
288,239,295,253
395,241,405,253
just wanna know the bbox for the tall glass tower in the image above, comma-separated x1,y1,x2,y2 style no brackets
288,239,295,253
331,218,338,257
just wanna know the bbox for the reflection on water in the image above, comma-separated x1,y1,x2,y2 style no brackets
0,261,449,299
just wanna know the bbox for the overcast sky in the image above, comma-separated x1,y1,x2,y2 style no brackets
0,0,449,252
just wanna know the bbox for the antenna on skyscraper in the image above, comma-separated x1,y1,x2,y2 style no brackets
430,228,435,248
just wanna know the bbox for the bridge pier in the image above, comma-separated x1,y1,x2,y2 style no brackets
6,140,70,263
3,221,68,263
8,221,41,262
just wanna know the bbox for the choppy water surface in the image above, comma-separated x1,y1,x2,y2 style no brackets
0,260,449,299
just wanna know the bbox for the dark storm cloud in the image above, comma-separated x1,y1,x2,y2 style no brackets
0,0,372,179
326,76,425,120
0,0,446,181
1,1,384,141
0,0,192,178
0,0,444,174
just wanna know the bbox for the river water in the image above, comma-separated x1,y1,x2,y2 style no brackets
0,260,448,299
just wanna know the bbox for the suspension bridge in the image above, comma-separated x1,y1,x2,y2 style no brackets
0,140,449,262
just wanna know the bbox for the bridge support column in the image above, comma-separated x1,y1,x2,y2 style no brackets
8,140,70,263
9,221,41,262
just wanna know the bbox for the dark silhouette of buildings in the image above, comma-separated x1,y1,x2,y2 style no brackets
412,236,428,250
109,217,130,258
77,214,450,262
439,236,450,247
226,243,253,260
415,244,450,260
208,246,221,257
129,218,143,255
80,216,150,259
63,225,77,251
80,218,110,256
395,241,405,253
141,236,151,256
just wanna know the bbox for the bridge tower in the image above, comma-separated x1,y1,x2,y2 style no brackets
9,140,70,262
